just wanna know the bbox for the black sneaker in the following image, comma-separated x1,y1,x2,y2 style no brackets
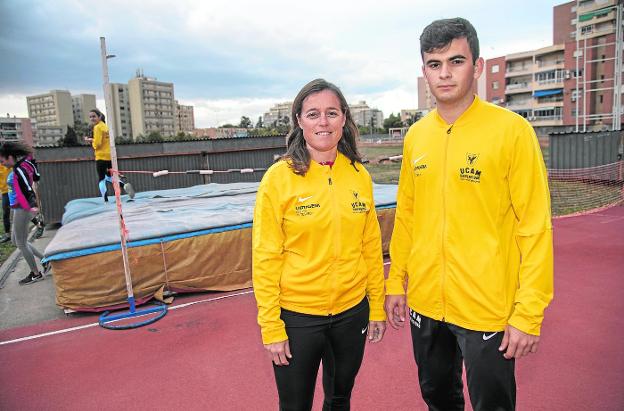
19,272,44,286
34,225,44,239
0,233,10,243
42,260,52,275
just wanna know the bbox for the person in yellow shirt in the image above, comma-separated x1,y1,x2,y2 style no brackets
384,18,553,411
252,79,386,410
0,164,11,242
84,109,134,202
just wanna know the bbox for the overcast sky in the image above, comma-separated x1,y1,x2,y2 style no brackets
1,0,565,127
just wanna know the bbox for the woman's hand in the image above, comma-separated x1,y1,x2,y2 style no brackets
264,339,292,366
84,137,93,143
367,320,386,343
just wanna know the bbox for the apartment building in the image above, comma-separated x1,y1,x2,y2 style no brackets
26,90,74,144
263,102,292,127
349,101,384,128
128,72,176,138
0,116,35,145
71,94,96,125
174,101,195,134
486,0,624,135
106,83,133,140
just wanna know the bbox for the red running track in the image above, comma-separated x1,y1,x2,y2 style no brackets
1,206,623,410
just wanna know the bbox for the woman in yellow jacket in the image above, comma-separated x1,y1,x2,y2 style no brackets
84,109,134,202
253,79,386,410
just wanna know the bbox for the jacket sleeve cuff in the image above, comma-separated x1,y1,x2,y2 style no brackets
369,304,387,321
261,326,288,345
385,279,405,295
508,314,542,336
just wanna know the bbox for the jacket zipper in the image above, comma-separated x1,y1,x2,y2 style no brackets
441,125,453,320
327,167,340,315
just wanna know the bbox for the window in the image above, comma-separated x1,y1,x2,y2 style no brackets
581,25,593,34
599,95,604,104
492,64,499,73
492,81,499,90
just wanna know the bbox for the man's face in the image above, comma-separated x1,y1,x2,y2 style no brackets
422,37,483,107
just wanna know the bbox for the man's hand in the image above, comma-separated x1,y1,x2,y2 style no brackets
499,325,540,359
384,294,406,329
367,321,386,343
84,137,93,143
264,339,292,366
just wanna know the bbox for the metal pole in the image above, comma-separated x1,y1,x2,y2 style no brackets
99,37,136,312
576,0,580,132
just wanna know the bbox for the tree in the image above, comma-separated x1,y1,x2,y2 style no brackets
146,131,163,142
221,123,235,128
383,112,403,132
61,126,80,146
73,122,91,142
255,116,264,129
239,116,252,129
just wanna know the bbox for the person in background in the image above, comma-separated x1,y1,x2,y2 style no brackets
84,108,135,202
0,142,50,285
0,164,11,243
253,78,386,410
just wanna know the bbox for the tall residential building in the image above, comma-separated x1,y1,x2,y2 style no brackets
71,94,96,125
174,100,195,133
107,83,133,140
263,102,293,127
349,101,384,128
27,90,74,144
418,75,484,111
0,116,35,146
486,0,624,135
128,72,176,138
418,77,436,110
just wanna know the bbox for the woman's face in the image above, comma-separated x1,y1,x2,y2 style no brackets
89,111,100,126
0,155,14,168
297,89,346,160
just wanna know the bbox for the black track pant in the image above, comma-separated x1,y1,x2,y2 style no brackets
409,310,516,411
273,298,369,411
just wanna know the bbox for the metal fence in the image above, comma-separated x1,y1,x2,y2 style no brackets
549,130,623,169
35,136,287,223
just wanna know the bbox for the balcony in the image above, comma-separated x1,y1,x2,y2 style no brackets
505,82,532,94
505,66,533,78
506,100,533,110
534,78,564,90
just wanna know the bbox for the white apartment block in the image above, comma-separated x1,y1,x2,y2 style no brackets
263,102,293,127
71,94,96,125
27,90,74,144
349,101,384,128
107,83,133,140
128,73,176,138
174,100,195,133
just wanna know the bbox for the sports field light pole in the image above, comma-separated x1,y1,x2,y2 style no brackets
98,36,167,330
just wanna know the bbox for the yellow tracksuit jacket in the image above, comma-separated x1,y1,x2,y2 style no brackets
92,121,111,161
253,152,386,344
0,165,9,194
387,96,553,336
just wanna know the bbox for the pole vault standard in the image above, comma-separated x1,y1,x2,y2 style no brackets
98,37,167,330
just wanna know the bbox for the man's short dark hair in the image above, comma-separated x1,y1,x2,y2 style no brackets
420,18,480,64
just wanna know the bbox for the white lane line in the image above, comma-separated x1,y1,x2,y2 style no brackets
0,290,255,346
1,263,393,346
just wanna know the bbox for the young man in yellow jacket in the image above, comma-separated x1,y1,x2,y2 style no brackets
385,18,553,411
